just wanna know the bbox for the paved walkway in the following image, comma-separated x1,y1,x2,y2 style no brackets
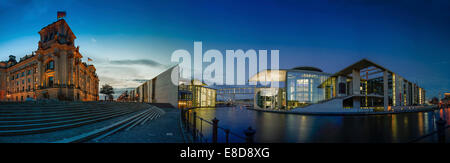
415,127,450,143
94,107,186,143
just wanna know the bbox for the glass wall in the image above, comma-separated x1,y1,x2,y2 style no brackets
286,70,334,109
194,86,216,108
178,84,216,108
178,84,193,108
255,87,285,110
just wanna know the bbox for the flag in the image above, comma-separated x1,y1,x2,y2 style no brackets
57,11,66,19
87,57,93,61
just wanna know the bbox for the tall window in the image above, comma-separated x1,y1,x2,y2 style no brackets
48,76,54,87
46,61,55,71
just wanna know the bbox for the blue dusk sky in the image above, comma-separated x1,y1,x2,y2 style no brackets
0,0,449,99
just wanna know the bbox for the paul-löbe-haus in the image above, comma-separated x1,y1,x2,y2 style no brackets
0,19,99,102
127,66,216,109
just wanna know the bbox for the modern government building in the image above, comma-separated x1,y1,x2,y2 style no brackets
129,59,426,112
129,66,216,108
250,59,426,112
0,18,99,102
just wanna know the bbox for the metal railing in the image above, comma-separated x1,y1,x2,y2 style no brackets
181,108,256,143
408,121,448,143
408,105,449,143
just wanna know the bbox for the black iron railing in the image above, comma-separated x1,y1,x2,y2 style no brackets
408,122,449,143
408,105,449,143
181,108,256,143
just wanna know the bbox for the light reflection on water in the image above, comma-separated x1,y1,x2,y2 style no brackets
192,107,449,143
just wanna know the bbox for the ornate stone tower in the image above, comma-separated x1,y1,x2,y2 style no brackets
34,18,99,101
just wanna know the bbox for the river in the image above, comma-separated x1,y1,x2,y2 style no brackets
191,106,449,143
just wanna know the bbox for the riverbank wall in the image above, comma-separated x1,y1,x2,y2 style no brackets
247,105,438,116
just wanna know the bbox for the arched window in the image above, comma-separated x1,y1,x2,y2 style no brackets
46,61,54,71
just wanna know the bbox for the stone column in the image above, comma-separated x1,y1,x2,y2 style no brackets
62,51,67,85
337,76,347,97
37,60,42,87
75,62,79,88
90,75,93,100
352,69,361,109
85,73,88,100
399,78,403,106
405,82,410,106
352,69,360,95
383,71,389,111
54,55,59,85
411,84,414,105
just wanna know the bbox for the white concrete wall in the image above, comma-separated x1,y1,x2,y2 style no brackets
152,66,179,108
290,98,367,113
147,80,152,103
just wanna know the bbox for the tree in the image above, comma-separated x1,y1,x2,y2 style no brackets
100,84,114,101
430,97,439,105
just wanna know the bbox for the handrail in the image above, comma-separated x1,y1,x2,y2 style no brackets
408,125,449,143
181,108,255,143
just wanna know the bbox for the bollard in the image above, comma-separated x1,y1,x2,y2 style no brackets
225,129,230,143
180,108,185,123
193,112,197,140
436,118,446,143
244,126,256,143
186,111,190,130
212,118,219,143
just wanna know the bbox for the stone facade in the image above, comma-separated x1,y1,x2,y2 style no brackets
0,19,99,102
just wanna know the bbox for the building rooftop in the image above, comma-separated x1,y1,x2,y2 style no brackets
332,58,392,77
291,66,323,72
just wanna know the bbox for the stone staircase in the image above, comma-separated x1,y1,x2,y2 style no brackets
0,102,163,139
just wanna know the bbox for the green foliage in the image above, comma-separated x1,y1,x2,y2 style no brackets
100,84,114,96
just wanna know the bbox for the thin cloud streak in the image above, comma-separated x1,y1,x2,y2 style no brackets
110,59,168,68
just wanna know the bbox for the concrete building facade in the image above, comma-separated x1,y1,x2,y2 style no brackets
129,65,216,108
130,66,180,107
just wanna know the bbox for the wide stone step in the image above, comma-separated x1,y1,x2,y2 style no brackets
0,109,134,131
0,105,142,117
0,108,138,125
0,108,121,121
0,107,107,117
0,102,153,138
53,108,152,143
0,109,139,136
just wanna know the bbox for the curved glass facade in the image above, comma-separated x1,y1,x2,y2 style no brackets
286,70,335,109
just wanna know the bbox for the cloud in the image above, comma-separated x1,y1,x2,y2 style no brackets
110,59,168,68
132,79,149,83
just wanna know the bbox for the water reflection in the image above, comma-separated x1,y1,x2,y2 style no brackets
192,106,450,143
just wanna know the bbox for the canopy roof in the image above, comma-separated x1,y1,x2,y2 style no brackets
332,59,392,77
291,66,323,72
249,70,287,82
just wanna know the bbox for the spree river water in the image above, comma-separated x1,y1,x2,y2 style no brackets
191,106,449,143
